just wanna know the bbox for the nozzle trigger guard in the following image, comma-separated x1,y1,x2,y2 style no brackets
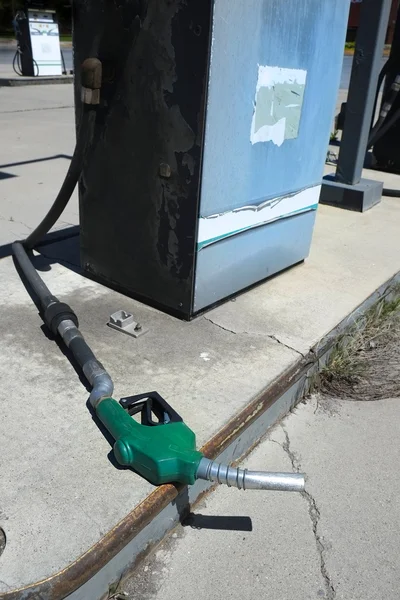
119,392,183,426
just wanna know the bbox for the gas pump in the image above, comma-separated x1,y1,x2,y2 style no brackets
12,0,351,491
13,1,63,77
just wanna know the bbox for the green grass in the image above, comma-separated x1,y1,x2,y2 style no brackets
344,42,391,55
330,130,339,142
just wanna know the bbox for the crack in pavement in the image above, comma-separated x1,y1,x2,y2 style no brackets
0,105,73,115
203,316,304,357
0,579,11,591
280,425,336,600
77,503,104,537
268,334,305,357
203,316,237,334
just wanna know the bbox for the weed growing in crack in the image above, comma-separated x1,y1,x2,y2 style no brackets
316,287,400,400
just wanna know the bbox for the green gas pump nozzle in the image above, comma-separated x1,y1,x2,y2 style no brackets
95,392,305,493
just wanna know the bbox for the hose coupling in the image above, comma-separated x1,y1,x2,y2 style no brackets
45,303,79,335
83,359,114,407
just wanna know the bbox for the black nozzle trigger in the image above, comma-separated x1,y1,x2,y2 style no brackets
119,392,183,426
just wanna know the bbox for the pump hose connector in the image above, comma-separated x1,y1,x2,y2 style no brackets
196,457,305,492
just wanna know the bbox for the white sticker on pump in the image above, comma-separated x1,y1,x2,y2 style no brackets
250,65,307,146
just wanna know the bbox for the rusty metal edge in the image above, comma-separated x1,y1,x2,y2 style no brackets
2,272,399,600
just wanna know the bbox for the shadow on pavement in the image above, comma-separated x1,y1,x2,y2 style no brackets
0,153,72,170
183,513,253,532
0,225,79,261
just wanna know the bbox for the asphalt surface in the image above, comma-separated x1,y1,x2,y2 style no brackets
0,50,385,90
0,46,73,73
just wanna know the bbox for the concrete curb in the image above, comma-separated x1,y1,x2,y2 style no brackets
2,270,400,600
0,75,73,87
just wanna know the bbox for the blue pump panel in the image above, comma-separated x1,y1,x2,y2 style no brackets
194,0,350,311
76,0,350,319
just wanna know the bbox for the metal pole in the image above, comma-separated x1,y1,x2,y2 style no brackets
336,0,392,185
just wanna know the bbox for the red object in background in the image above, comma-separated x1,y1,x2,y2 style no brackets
348,0,399,43
348,1,362,29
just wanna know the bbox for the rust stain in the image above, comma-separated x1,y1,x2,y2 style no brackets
1,484,178,600
200,354,313,460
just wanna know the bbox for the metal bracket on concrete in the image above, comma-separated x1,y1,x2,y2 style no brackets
107,310,148,338
320,0,392,212
322,174,383,212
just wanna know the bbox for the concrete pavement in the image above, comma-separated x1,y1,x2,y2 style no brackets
0,188,399,597
1,83,400,599
0,84,77,243
125,394,400,600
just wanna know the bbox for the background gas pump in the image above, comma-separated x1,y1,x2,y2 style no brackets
12,0,65,76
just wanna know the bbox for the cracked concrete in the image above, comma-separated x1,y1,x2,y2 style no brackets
124,430,325,600
0,581,11,593
121,395,400,600
203,315,237,335
0,105,73,115
203,315,305,357
281,426,335,600
269,335,305,357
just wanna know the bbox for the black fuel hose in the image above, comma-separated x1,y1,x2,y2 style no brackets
12,49,22,76
368,105,400,148
369,105,400,198
22,58,102,251
13,46,39,77
370,58,392,131
12,240,56,310
368,76,400,148
23,108,94,250
367,61,400,197
61,49,67,75
13,57,102,306
12,58,113,404
366,59,400,199
12,106,93,310
382,187,400,196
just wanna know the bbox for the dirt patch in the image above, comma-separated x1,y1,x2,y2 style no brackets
318,294,400,401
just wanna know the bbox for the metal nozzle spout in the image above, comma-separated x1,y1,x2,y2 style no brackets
196,458,305,492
